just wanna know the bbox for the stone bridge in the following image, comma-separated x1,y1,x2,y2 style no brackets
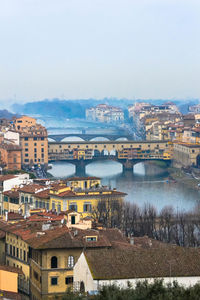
48,133,133,142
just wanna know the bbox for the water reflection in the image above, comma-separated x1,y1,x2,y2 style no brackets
49,161,200,212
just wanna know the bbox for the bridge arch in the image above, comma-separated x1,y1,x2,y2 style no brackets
61,136,85,142
115,137,128,141
48,137,56,142
90,137,110,141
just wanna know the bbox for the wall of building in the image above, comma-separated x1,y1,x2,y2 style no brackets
0,269,18,293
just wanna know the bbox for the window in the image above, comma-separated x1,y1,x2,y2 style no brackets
41,137,44,140
51,277,58,285
25,148,28,151
24,250,26,261
34,154,37,158
34,271,39,281
41,148,44,152
65,277,73,285
25,143,28,146
34,148,37,152
86,236,97,242
17,248,19,258
83,203,92,212
24,159,29,162
69,204,77,212
34,143,37,146
13,246,15,256
10,245,12,256
24,137,28,141
34,137,37,141
68,256,74,268
25,154,29,157
51,256,57,268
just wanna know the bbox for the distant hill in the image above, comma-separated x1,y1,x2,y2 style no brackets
0,109,20,119
11,98,199,118
12,99,135,119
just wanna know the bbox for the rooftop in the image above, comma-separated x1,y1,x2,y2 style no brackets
85,245,200,280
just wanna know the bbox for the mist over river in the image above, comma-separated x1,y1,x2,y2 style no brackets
48,160,200,213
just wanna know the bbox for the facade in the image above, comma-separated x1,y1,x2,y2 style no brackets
0,143,22,171
0,265,23,295
11,116,48,168
173,142,200,167
86,104,124,123
12,116,37,131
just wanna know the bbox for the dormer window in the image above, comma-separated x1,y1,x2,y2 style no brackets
86,236,97,242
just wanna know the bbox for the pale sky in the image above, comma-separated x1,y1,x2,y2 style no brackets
0,0,200,103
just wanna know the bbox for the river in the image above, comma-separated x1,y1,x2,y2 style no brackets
48,160,200,213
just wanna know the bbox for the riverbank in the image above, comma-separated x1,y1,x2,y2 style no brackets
169,167,200,191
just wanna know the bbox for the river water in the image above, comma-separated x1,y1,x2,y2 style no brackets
48,160,200,213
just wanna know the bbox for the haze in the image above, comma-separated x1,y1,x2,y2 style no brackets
0,0,200,103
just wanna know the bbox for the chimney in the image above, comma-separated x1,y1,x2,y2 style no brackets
5,211,8,222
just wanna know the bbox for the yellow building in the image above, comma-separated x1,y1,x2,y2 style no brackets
0,216,124,299
5,229,30,294
3,189,20,214
0,265,23,294
66,176,101,189
49,177,126,218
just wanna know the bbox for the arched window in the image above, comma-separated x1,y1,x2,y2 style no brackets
68,256,74,268
51,256,57,268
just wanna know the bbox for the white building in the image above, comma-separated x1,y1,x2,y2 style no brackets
4,130,20,145
86,104,124,123
0,174,30,213
74,246,200,293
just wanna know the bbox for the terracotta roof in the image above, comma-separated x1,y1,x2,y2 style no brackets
0,290,22,300
66,176,101,181
0,230,5,239
34,189,50,199
0,175,16,181
0,265,24,275
7,212,24,221
85,246,200,280
3,189,19,199
18,184,46,194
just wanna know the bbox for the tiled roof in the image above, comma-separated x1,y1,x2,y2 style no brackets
66,176,101,181
3,189,19,198
0,290,22,300
0,175,16,181
18,184,45,194
0,265,24,275
34,189,50,199
85,246,200,280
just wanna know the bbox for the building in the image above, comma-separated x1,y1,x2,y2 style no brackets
0,177,126,220
0,143,22,171
0,174,30,214
74,245,200,293
12,116,37,131
0,215,128,299
173,142,200,167
11,116,48,169
49,180,126,218
86,104,124,123
0,265,23,299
